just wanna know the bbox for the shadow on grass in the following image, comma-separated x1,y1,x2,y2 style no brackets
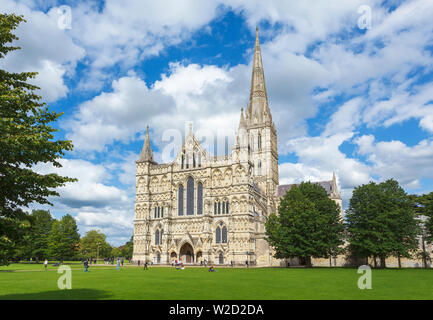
0,289,112,300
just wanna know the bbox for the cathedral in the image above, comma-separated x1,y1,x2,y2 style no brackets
132,28,342,267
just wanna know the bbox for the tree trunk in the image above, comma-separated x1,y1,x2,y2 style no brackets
373,256,377,268
422,236,427,269
306,256,312,268
398,255,401,268
380,256,386,268
329,256,332,267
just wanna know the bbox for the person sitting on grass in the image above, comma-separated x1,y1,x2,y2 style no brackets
209,265,215,272
180,263,185,270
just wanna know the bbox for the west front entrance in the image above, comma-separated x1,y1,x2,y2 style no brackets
179,243,194,263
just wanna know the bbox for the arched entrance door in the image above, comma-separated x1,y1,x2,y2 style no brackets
196,251,203,264
156,252,161,264
179,243,194,263
218,252,224,265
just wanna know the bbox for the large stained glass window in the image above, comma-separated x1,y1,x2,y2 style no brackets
222,226,227,243
216,226,221,244
155,229,160,245
197,182,203,215
187,177,194,215
178,185,184,216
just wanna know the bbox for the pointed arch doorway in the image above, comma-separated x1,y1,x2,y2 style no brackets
179,243,194,264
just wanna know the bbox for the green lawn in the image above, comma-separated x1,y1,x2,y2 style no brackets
0,263,432,300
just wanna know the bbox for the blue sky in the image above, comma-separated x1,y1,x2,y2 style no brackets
1,0,433,245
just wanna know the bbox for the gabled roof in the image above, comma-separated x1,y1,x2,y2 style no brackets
277,179,341,200
173,126,209,164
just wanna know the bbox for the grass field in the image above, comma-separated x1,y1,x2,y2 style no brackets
0,263,432,300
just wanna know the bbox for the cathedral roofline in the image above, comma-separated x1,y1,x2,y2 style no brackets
276,176,342,200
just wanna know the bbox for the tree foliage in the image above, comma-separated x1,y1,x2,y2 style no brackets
265,182,345,266
28,210,54,262
79,230,112,259
412,192,433,243
120,236,133,259
346,179,419,267
0,14,76,265
47,214,80,261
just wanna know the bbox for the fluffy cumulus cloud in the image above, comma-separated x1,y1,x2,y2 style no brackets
32,159,133,245
355,136,433,188
65,74,175,151
0,0,85,101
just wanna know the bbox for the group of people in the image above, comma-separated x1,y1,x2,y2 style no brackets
172,260,185,270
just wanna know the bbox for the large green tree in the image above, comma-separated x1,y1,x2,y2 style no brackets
28,210,54,262
47,214,80,261
79,230,112,260
411,192,433,268
346,179,419,268
265,182,345,267
120,236,133,259
9,212,32,262
0,14,75,265
416,192,433,243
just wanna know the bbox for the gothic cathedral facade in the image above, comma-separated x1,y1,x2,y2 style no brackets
132,28,342,266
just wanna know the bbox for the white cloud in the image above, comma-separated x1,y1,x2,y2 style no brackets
355,135,433,188
0,0,85,101
323,97,364,137
65,75,175,151
34,159,128,207
32,158,134,245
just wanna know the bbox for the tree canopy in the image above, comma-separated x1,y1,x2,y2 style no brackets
345,179,419,267
79,230,112,259
47,214,80,261
0,14,75,265
265,182,345,267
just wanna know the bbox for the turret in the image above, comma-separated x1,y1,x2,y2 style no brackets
138,126,156,164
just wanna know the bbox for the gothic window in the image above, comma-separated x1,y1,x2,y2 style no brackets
258,133,262,149
193,152,196,168
178,185,184,216
218,201,221,215
222,226,227,243
161,207,164,218
186,177,194,215
216,226,221,244
258,161,262,176
186,155,189,169
160,229,163,245
155,229,160,245
197,182,203,215
198,153,201,167
226,201,229,214
222,201,225,214
157,206,160,218
154,207,157,219
214,202,217,215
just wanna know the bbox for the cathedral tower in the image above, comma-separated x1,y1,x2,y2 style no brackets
245,27,279,213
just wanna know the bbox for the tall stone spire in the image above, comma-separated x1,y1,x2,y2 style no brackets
248,26,270,125
138,125,154,162
330,171,341,199
238,107,247,130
